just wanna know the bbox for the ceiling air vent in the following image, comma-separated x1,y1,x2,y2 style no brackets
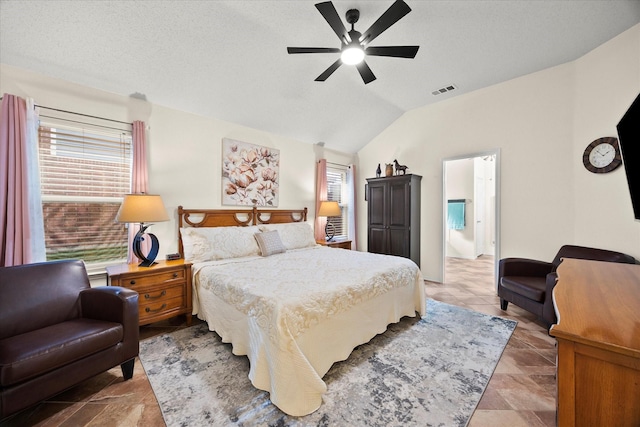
431,84,457,96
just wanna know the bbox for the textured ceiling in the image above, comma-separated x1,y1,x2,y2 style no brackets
1,1,639,153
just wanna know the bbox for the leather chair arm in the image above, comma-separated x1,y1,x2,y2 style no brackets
80,287,138,324
499,258,553,278
80,287,139,347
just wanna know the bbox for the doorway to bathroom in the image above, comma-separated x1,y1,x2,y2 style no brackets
442,150,500,291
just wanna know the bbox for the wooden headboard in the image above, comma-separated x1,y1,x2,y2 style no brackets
177,206,308,258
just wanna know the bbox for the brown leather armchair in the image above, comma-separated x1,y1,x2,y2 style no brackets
0,259,139,420
498,245,636,327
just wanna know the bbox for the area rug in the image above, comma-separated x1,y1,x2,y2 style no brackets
139,299,516,427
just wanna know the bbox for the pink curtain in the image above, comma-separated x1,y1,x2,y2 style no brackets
314,159,328,241
0,95,31,266
131,121,149,193
347,164,357,250
127,120,150,264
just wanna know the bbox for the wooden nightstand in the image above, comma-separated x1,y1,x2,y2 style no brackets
316,239,352,250
106,259,192,326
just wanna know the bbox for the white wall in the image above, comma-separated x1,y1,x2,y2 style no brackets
0,64,355,265
572,25,640,253
144,104,321,256
444,158,475,259
480,157,496,256
357,24,640,282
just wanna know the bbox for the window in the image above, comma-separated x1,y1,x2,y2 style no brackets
326,166,348,240
38,120,132,266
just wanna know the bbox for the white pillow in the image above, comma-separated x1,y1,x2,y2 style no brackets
254,230,286,257
180,225,260,262
258,222,316,250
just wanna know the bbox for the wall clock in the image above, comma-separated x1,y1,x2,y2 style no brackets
582,137,623,173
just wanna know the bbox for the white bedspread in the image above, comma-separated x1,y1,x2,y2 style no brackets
192,246,425,416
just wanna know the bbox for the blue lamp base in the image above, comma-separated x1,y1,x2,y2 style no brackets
133,224,160,267
325,221,335,242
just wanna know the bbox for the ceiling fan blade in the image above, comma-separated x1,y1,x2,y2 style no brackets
360,0,411,45
356,61,376,84
315,1,350,43
288,47,341,54
315,58,343,81
365,45,419,58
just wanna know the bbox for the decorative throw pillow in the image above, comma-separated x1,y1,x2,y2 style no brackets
254,230,286,257
180,226,261,262
258,222,317,250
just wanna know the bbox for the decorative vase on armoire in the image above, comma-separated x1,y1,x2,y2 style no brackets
365,174,421,267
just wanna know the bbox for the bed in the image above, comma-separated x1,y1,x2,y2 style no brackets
177,206,426,416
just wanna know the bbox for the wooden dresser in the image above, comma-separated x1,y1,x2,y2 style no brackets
106,259,192,326
550,259,640,427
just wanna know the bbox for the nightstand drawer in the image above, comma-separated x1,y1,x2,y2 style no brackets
138,283,185,304
139,295,186,321
116,269,185,288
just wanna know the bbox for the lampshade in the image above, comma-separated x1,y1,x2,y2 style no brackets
116,194,169,223
318,201,341,217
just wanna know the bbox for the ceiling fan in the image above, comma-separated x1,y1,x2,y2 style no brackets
287,0,419,84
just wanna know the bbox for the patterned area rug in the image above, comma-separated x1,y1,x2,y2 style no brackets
139,300,516,427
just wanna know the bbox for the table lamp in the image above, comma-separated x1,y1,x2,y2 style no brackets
116,194,169,267
318,201,341,241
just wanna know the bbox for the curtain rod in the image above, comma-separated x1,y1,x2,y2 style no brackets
0,96,133,126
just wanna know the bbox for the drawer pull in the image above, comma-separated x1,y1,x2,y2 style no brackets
172,272,178,278
145,304,167,313
130,280,136,285
144,290,166,300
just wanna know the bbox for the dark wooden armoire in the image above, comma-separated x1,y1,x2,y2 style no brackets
366,174,421,267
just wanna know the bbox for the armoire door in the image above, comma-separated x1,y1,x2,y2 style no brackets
367,180,388,255
387,179,410,258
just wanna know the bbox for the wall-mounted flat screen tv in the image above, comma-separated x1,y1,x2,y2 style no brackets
617,92,640,220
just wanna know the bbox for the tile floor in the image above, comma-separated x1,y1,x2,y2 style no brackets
1,255,557,426
441,256,557,427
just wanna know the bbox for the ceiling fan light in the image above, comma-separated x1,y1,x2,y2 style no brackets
341,46,365,65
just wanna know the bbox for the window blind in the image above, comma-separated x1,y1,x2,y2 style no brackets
326,167,348,239
38,121,132,264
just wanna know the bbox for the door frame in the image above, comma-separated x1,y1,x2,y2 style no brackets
441,149,501,291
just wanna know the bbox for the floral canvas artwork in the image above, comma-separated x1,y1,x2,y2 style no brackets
222,138,279,206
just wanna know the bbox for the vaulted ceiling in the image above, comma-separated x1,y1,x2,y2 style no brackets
1,1,639,153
